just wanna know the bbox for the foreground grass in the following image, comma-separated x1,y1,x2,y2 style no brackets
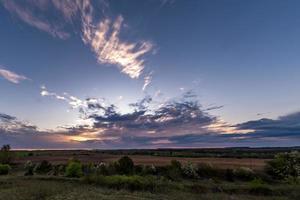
0,176,299,200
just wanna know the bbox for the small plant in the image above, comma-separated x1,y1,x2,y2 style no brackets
167,160,182,180
34,160,52,174
95,162,109,175
0,164,11,175
234,167,255,181
249,178,273,195
116,156,134,175
182,162,198,179
0,144,13,164
65,161,83,178
24,160,35,176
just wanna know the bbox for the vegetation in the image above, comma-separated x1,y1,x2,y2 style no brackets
0,164,10,175
2,146,300,199
65,160,83,178
265,151,300,181
0,144,13,164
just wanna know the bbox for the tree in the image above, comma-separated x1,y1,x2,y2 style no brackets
117,156,134,174
265,151,300,180
0,144,13,164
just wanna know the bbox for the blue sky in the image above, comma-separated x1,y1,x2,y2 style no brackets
0,0,300,149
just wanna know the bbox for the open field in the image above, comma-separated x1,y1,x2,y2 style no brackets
0,176,299,200
1,148,298,200
13,150,269,170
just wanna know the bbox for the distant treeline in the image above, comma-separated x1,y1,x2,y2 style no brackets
93,147,300,159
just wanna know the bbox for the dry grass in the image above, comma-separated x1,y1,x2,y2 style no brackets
14,151,269,170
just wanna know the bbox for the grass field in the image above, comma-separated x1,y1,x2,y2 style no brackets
0,176,299,200
14,151,269,170
1,149,299,200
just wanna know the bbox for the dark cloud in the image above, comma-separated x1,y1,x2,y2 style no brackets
236,112,300,138
1,97,300,149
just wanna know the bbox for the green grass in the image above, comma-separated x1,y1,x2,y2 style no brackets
0,175,299,200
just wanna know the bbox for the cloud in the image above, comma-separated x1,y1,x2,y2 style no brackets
40,86,89,109
2,0,69,39
0,68,29,84
82,15,153,79
2,107,300,149
143,73,152,91
2,0,154,79
236,112,300,138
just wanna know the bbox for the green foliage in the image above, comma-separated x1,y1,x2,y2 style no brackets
265,151,300,180
24,160,35,176
34,160,52,174
167,160,182,180
197,163,218,178
234,167,255,181
95,162,109,175
182,162,198,179
83,175,165,192
0,164,11,175
51,164,66,176
248,178,273,195
116,156,134,175
0,144,13,164
65,161,83,178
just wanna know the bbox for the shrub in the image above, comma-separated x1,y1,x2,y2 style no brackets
249,178,273,195
0,144,13,164
65,161,83,178
197,163,217,178
167,160,182,180
82,163,95,176
265,151,300,180
95,162,109,175
225,169,234,182
51,164,66,176
116,156,134,175
24,160,35,176
82,175,165,192
182,162,198,179
34,160,52,174
234,167,255,181
0,164,11,175
141,165,156,176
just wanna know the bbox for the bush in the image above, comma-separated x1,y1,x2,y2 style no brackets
34,160,52,174
182,162,198,179
197,163,218,178
95,162,109,175
265,151,300,180
82,175,165,192
167,160,182,180
234,167,255,181
141,164,156,176
0,164,11,175
0,144,13,164
116,156,134,175
24,160,35,176
249,178,273,195
65,161,83,178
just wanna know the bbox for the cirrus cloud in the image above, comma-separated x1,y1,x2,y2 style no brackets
0,68,29,84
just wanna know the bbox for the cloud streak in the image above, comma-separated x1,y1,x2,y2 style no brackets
2,0,69,39
2,0,154,79
0,68,29,84
82,15,153,79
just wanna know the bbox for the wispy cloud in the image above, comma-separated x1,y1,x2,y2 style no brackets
0,68,29,84
2,0,69,39
40,86,88,109
83,15,153,79
142,73,152,91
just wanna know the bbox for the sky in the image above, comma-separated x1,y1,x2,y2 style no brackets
0,0,300,149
